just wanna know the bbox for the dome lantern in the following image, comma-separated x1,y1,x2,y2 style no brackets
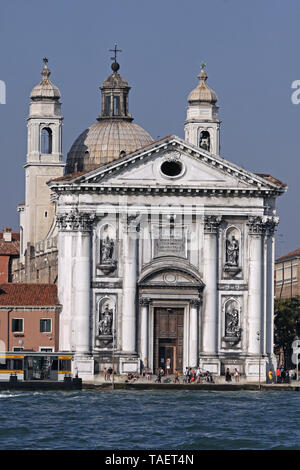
97,44,133,122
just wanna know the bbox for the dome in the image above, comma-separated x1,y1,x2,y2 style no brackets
65,120,154,174
30,59,61,101
188,65,217,105
65,56,154,174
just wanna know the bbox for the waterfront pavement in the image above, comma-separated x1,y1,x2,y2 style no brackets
82,373,300,391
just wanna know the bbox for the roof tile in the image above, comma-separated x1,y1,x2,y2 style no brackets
0,284,59,306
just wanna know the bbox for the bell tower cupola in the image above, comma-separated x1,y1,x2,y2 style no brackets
20,58,65,259
184,63,221,155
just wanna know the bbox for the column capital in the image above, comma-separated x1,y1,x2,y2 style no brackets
120,212,141,234
204,215,222,234
263,216,279,236
139,297,152,306
247,216,279,236
57,210,96,232
190,298,202,307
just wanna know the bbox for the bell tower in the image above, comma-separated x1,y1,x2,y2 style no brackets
20,58,65,258
184,63,220,155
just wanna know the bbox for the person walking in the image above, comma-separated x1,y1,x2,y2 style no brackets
155,369,162,383
196,367,202,383
174,369,180,384
183,367,189,384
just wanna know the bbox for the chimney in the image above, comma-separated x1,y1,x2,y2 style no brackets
3,227,12,242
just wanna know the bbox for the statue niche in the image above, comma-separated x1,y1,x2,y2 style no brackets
96,298,115,348
224,227,241,276
97,224,117,275
99,303,113,336
223,299,242,346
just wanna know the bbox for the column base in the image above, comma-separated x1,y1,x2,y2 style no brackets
199,356,221,375
119,354,140,374
244,355,270,382
73,354,94,380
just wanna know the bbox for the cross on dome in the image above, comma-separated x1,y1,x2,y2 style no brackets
109,44,122,62
109,44,122,72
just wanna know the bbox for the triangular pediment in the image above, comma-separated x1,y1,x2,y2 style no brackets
50,135,286,195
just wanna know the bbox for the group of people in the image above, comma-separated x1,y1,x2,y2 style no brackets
181,367,214,384
125,372,139,383
103,367,114,381
225,368,240,382
268,367,292,384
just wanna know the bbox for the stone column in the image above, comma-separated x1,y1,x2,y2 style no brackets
121,214,139,353
57,211,94,356
247,217,264,355
189,299,201,367
202,216,221,354
265,217,278,355
57,225,73,351
73,216,94,354
140,298,151,367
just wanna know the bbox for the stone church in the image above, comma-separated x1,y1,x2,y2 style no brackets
15,55,287,380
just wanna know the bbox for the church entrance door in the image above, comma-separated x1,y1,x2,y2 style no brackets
154,307,184,374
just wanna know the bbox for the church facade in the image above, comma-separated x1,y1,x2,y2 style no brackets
18,56,287,380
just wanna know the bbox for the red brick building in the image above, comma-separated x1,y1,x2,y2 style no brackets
0,283,61,352
0,228,19,283
275,248,300,299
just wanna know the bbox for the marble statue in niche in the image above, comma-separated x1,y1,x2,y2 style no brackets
98,224,117,275
98,303,113,336
226,234,239,266
224,227,241,277
101,235,114,263
224,299,242,345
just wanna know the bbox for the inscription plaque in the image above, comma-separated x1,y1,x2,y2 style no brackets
153,226,186,258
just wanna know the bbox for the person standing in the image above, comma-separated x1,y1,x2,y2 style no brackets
276,367,281,384
183,367,189,383
225,368,232,382
268,369,273,384
174,369,180,384
234,368,239,382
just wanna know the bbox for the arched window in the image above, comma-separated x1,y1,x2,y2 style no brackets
105,96,111,116
41,127,52,154
199,130,210,152
113,96,120,116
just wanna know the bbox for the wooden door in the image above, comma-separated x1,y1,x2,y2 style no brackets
154,308,184,373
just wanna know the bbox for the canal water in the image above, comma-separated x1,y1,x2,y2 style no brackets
1,389,300,450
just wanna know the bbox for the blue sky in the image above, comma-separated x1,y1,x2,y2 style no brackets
0,0,299,256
